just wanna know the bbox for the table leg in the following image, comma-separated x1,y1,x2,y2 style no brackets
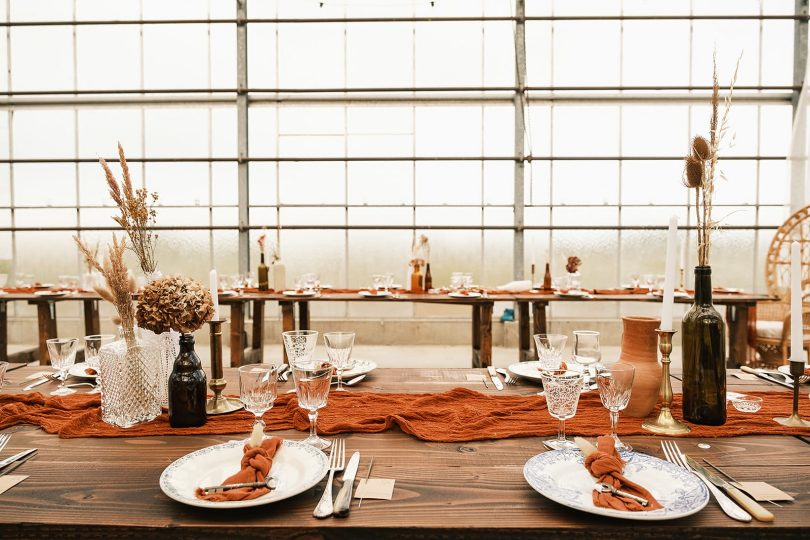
35,301,57,365
480,302,493,368
0,302,7,364
229,302,245,367
471,304,482,368
83,300,100,336
518,301,530,362
251,299,264,363
299,301,310,330
281,301,295,364
726,304,753,368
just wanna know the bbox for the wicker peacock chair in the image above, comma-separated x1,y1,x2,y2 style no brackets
749,204,810,366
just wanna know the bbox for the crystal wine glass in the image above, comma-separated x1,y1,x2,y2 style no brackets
282,330,319,366
573,330,601,392
383,272,395,292
539,369,585,450
630,274,641,288
239,364,278,436
596,363,635,452
46,338,79,396
533,334,568,371
372,274,385,293
84,334,115,394
292,361,333,450
324,332,356,391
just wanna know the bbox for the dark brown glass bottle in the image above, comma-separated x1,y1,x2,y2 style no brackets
424,263,433,290
258,252,269,291
681,266,726,425
542,263,552,290
169,333,208,428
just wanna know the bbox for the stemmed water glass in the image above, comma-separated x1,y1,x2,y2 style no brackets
533,333,568,370
372,274,385,293
539,369,585,450
84,334,115,394
282,330,319,366
596,363,635,453
383,272,395,292
324,332,355,391
292,361,333,450
239,365,278,437
573,330,601,391
46,338,79,396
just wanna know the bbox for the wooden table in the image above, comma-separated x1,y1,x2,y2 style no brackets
0,365,807,538
514,292,772,367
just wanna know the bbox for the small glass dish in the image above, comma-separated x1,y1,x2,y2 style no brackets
731,395,763,413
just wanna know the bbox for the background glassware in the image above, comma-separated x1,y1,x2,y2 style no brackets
282,330,319,366
462,273,474,291
324,332,356,391
630,274,641,288
642,273,655,290
15,273,33,288
573,330,601,391
239,364,278,435
596,363,635,452
539,369,585,450
450,272,463,292
244,271,257,289
383,272,395,292
292,362,333,449
84,334,115,394
0,361,8,387
46,337,79,396
302,272,320,293
0,274,7,288
533,333,568,370
372,274,386,292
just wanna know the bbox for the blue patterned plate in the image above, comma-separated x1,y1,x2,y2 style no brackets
523,449,709,520
160,439,329,509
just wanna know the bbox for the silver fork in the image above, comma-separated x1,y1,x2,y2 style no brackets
660,440,751,522
0,434,10,454
278,364,290,383
313,438,346,518
496,368,518,385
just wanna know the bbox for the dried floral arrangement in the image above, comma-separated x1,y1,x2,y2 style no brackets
565,256,582,274
74,234,138,345
100,143,159,275
82,241,99,274
257,233,266,256
136,275,215,334
683,53,740,266
411,234,430,265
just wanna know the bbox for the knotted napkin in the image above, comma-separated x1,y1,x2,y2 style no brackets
582,435,663,512
195,437,283,502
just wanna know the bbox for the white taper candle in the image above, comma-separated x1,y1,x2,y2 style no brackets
209,269,220,321
791,241,803,363
660,215,678,332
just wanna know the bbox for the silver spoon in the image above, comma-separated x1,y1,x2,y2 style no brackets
201,475,277,494
594,482,649,507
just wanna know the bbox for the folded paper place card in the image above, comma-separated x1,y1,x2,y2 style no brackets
465,374,485,382
354,478,395,500
0,475,27,495
733,481,794,502
732,373,759,381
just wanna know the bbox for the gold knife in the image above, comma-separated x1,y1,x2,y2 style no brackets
685,456,774,522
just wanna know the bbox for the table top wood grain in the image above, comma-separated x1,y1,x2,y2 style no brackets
0,365,807,539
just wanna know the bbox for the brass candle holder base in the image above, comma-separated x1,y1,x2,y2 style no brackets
642,329,691,435
205,319,244,416
774,361,810,427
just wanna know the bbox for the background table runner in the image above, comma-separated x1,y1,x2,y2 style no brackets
0,388,807,440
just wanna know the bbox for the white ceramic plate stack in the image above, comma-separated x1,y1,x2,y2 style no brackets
341,359,378,378
282,290,318,297
448,291,482,299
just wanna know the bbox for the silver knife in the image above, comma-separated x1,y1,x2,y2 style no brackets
0,448,38,470
739,366,793,389
0,449,37,478
487,366,504,390
333,451,360,517
685,456,774,522
23,377,50,391
681,455,751,522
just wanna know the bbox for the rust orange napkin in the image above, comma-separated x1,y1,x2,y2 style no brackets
584,436,663,512
195,437,282,502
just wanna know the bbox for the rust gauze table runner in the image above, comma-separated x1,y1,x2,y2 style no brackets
0,388,808,440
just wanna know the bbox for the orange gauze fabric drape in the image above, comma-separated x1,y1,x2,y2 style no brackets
1,388,809,441
584,435,663,512
195,437,283,502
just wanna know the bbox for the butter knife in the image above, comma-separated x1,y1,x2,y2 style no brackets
685,456,774,522
740,366,793,389
333,451,360,517
0,448,37,471
487,366,504,391
678,455,751,522
0,449,37,478
23,377,50,391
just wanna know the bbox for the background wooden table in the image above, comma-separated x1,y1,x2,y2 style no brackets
0,366,807,539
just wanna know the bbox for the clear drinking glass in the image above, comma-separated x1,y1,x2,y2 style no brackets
292,362,333,450
533,333,568,371
630,274,641,288
282,330,319,366
383,272,395,292
239,364,278,435
46,338,79,396
450,272,463,292
84,334,115,394
596,363,635,452
324,332,356,391
573,330,601,391
302,273,320,293
642,273,655,291
462,273,474,291
372,274,386,292
539,369,585,450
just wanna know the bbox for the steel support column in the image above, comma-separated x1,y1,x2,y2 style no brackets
236,0,250,274
513,0,526,281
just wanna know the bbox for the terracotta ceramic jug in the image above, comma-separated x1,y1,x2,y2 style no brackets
618,316,662,418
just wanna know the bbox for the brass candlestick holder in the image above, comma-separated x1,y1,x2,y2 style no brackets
205,319,244,415
774,361,810,427
642,329,691,435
